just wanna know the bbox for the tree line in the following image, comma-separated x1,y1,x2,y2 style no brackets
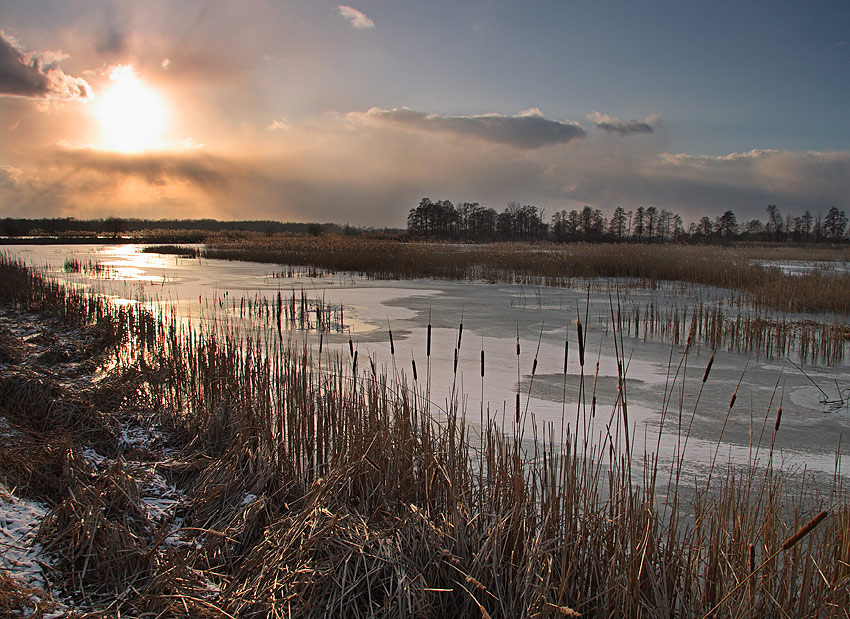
0,218,362,239
407,198,849,243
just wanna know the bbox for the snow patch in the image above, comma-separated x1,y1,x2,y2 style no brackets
0,484,48,589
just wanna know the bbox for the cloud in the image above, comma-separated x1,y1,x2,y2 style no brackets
268,119,291,131
337,6,375,29
588,111,659,136
2,110,848,227
0,30,91,101
46,147,253,190
355,107,586,149
566,148,850,220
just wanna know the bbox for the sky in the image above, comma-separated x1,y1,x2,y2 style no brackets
0,0,849,227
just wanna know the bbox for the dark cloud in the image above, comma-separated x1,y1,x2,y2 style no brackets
0,30,91,100
95,26,128,57
359,107,586,149
47,147,254,190
0,147,265,219
588,112,659,137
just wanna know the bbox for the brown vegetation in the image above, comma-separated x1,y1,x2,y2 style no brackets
0,255,848,617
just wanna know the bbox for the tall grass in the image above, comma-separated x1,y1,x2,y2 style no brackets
1,254,848,617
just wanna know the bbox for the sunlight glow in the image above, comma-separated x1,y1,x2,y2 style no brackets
95,65,168,152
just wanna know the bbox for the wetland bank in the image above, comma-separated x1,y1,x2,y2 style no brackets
1,239,849,617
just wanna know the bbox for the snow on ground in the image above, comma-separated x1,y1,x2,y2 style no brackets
0,482,48,589
0,480,63,616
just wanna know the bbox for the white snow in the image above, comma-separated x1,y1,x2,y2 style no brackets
0,482,62,615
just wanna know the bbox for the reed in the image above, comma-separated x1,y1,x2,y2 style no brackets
142,244,201,258
202,235,850,314
0,254,848,617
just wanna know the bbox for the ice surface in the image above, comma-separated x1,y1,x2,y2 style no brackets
7,244,850,484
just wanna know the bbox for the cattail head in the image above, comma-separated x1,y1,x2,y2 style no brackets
576,321,585,367
412,358,418,381
458,322,463,349
774,407,782,433
389,329,395,356
480,349,485,378
702,352,715,383
427,323,432,357
782,510,828,550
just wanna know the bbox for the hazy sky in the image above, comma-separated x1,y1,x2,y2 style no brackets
1,1,849,226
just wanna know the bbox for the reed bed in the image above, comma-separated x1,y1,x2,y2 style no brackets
63,257,115,277
142,244,202,258
201,235,850,366
0,254,849,617
229,289,346,335
202,235,850,314
624,300,849,365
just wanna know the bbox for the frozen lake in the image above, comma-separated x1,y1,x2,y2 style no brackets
6,243,850,487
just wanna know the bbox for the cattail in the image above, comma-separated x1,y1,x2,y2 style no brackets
576,321,585,367
389,329,395,355
412,358,418,381
749,544,755,573
319,332,323,355
349,334,354,357
516,334,521,357
516,392,520,423
782,510,828,550
458,321,463,349
774,406,782,433
729,391,737,409
480,349,485,377
353,350,358,375
370,356,376,379
465,574,486,592
453,348,458,374
427,323,431,357
531,357,537,376
564,339,569,374
702,352,715,383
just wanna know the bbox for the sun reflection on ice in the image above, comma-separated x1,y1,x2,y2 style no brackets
99,245,173,284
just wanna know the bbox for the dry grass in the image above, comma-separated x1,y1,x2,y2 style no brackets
1,254,849,617
0,570,59,618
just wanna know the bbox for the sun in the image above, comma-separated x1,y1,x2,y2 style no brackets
95,65,167,152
